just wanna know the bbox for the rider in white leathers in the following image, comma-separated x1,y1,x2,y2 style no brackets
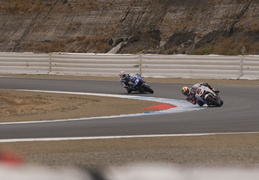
181,82,219,106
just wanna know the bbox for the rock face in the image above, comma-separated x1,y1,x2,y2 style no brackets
0,0,258,55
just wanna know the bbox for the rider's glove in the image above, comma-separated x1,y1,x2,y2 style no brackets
128,81,134,88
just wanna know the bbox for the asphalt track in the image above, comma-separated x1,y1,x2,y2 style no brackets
0,77,259,139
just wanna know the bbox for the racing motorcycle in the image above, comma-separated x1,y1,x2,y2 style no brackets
195,85,223,107
120,74,154,94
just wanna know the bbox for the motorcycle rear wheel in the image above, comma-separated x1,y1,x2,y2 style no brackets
205,95,222,107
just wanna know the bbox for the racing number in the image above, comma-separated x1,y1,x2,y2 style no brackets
197,88,203,95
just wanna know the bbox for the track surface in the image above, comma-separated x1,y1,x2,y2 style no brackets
0,77,259,139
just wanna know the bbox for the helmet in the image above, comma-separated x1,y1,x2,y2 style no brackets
181,86,190,95
119,71,128,79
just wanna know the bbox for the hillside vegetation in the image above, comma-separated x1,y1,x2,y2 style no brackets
0,0,258,55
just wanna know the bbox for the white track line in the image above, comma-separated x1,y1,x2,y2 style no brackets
0,132,258,143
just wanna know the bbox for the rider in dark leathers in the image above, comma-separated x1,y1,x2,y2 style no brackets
119,71,141,93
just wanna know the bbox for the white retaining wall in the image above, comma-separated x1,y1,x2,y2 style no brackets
141,54,242,79
50,53,140,76
242,55,259,80
0,53,50,74
0,52,258,80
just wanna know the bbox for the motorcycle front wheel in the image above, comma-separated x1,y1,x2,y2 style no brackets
141,84,154,94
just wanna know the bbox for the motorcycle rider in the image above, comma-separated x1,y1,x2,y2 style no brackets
181,82,219,106
119,71,141,93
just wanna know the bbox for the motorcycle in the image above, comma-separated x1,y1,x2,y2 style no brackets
195,85,223,107
121,74,154,94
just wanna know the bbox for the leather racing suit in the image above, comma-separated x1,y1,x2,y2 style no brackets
185,82,218,106
120,74,141,93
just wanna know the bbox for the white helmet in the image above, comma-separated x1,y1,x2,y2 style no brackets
119,71,128,79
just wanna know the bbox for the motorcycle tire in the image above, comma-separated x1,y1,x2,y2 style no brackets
197,100,205,107
141,84,154,94
220,100,224,106
205,95,222,107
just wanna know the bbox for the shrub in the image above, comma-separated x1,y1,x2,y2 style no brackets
190,46,214,55
24,41,66,53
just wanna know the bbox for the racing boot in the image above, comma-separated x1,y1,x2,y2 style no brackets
204,83,219,93
214,89,220,93
212,88,220,93
126,87,133,94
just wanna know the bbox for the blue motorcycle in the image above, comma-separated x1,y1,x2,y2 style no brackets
120,74,154,94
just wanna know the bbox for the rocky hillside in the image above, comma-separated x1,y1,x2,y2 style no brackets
0,0,258,55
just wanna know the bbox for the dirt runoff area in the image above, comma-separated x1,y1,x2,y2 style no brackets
0,89,160,123
0,74,259,169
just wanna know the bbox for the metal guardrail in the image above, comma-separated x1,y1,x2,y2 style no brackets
50,53,140,76
0,52,258,80
0,53,50,74
242,55,259,80
141,54,243,79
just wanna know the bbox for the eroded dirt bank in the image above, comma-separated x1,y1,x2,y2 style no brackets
0,0,258,54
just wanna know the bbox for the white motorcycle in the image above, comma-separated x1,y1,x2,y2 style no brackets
195,85,223,107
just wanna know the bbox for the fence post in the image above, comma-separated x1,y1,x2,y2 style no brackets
48,53,52,74
139,54,142,75
238,55,244,79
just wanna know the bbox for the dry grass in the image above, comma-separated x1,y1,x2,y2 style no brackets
24,36,111,53
24,41,66,53
67,36,111,53
0,0,45,14
190,36,259,55
0,0,113,14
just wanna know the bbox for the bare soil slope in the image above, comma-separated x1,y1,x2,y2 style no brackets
0,0,258,54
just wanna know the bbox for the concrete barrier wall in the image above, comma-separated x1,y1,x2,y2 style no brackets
0,52,258,80
50,53,140,76
0,53,50,74
242,55,259,80
141,54,242,79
